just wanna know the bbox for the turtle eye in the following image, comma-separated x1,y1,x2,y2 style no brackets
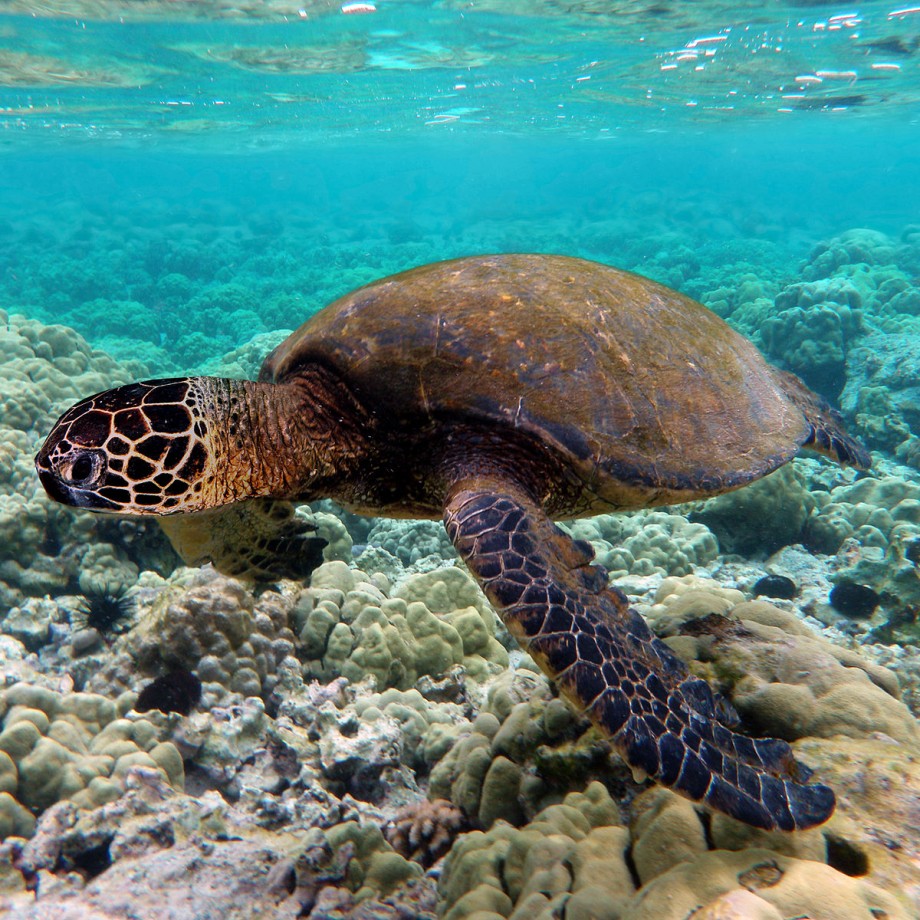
61,450,106,489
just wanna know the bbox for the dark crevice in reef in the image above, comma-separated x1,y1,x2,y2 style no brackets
623,841,642,891
65,835,114,880
824,832,871,877
699,807,716,851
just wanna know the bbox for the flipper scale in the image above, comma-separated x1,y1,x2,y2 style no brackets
444,479,835,832
159,499,326,581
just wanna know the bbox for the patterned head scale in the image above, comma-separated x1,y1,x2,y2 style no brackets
35,379,212,514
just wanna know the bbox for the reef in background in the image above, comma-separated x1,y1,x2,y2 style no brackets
1,225,920,917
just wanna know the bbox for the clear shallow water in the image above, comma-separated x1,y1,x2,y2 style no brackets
1,3,918,336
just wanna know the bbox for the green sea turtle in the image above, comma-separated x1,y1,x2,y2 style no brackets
36,254,869,831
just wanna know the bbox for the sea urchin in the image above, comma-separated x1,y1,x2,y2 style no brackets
135,669,202,716
72,582,135,635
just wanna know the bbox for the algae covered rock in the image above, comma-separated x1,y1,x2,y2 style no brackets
620,848,909,920
648,582,917,746
645,574,745,635
792,733,920,909
1,765,437,919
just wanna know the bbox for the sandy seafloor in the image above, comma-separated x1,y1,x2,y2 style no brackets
1,1,920,916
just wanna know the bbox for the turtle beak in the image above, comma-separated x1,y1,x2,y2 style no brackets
35,464,118,511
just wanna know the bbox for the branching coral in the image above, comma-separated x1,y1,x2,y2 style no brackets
385,798,469,867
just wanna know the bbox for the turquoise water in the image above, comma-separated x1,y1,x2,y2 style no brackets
4,3,920,917
2,122,918,369
2,1,919,367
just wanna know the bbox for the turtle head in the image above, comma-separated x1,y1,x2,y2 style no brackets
36,378,225,515
38,373,354,519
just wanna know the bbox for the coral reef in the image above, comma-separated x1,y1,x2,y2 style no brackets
438,782,632,920
385,798,469,867
648,576,916,744
757,278,864,399
0,768,437,919
689,463,817,556
295,562,509,690
422,575,920,915
121,570,301,707
429,670,628,828
0,683,183,837
804,472,920,629
4,217,920,918
365,518,458,569
802,228,900,281
0,312,170,610
564,510,719,577
842,333,920,460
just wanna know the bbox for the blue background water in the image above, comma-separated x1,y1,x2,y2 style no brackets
1,1,919,366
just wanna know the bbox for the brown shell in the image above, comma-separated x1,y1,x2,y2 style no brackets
260,254,810,506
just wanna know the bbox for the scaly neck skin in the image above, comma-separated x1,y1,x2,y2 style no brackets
190,369,367,508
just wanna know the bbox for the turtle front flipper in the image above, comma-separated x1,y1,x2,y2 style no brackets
444,479,835,831
159,499,326,582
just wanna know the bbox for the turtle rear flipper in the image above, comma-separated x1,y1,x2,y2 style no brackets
158,499,326,582
774,368,872,470
444,478,835,831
